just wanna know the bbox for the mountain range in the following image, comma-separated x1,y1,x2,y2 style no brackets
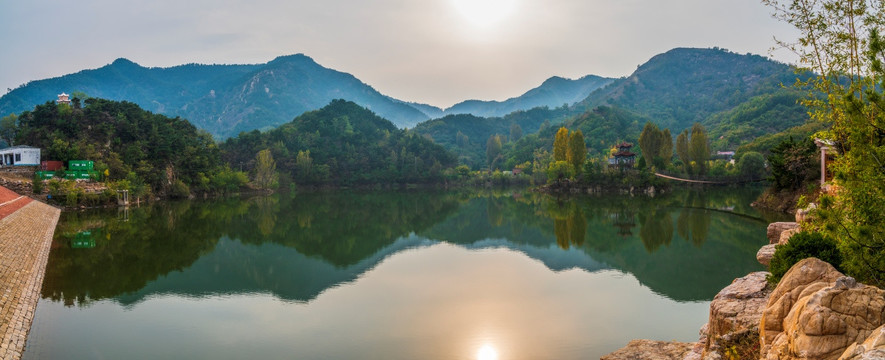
0,55,610,139
414,75,613,118
412,47,812,168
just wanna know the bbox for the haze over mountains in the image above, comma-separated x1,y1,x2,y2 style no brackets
0,54,611,139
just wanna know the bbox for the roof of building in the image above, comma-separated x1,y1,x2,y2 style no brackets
613,151,636,157
616,142,634,148
0,145,40,152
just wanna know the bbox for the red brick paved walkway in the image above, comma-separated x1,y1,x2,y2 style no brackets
0,188,60,360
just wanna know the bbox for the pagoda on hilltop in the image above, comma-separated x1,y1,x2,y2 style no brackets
57,93,71,105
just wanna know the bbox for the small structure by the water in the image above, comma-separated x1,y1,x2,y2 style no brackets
716,151,736,163
815,138,836,189
0,145,41,166
609,142,636,168
57,93,71,105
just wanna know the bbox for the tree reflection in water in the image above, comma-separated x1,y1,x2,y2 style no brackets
42,187,779,306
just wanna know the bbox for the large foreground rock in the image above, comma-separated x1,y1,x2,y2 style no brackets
761,258,885,360
767,222,799,244
761,258,845,351
708,272,771,340
839,325,885,359
600,339,693,360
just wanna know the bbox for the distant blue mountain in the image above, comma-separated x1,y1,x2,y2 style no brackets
0,56,611,139
404,75,613,119
0,55,430,138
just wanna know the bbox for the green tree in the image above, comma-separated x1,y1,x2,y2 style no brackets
509,123,523,142
295,150,312,180
764,0,885,285
253,149,278,190
737,151,765,179
566,129,586,176
689,123,710,175
553,127,569,162
767,137,817,190
659,128,673,167
546,160,574,183
486,134,503,170
676,130,691,173
456,131,469,148
638,122,662,168
0,113,17,146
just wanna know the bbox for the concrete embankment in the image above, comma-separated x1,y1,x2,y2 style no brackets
0,186,61,360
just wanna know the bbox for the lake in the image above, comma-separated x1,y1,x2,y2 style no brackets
24,188,783,359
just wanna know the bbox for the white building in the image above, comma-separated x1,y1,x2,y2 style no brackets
0,146,41,166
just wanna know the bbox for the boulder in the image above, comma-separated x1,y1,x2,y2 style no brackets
779,227,801,245
761,258,845,354
796,203,817,224
761,258,885,360
839,324,885,359
600,339,694,360
758,244,777,266
708,272,772,340
768,222,799,244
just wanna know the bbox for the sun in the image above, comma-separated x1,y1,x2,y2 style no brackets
452,0,517,28
476,344,499,360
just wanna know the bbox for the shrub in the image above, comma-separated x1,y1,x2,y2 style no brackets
32,174,44,194
546,160,574,183
768,231,843,284
169,179,191,199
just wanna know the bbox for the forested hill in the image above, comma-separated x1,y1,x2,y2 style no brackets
221,100,457,185
437,75,614,118
577,47,808,134
414,48,815,170
15,99,240,197
0,55,430,139
412,106,575,168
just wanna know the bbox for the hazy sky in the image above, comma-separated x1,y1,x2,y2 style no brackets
0,0,798,108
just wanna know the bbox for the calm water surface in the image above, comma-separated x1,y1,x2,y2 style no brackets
24,188,783,359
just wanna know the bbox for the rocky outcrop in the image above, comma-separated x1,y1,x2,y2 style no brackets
761,258,885,360
708,272,772,339
761,258,844,354
758,228,801,267
779,228,801,245
796,203,817,224
767,222,799,244
600,339,694,360
758,244,777,266
839,325,885,360
693,272,771,358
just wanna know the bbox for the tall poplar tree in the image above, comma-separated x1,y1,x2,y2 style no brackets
659,128,673,167
486,134,503,170
638,122,662,168
253,149,278,190
553,127,569,162
676,130,690,174
566,129,586,175
689,123,709,175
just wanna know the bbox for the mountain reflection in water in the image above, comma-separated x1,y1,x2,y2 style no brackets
42,188,776,306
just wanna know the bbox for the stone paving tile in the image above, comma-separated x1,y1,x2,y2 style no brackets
0,199,61,360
